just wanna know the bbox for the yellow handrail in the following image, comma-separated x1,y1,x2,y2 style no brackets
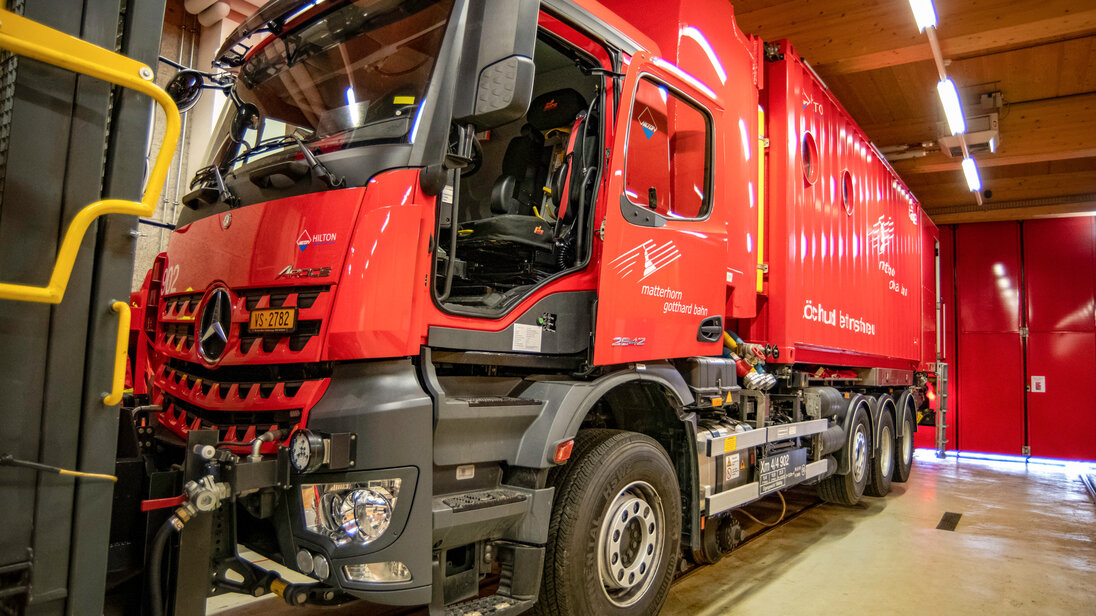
0,9,180,303
103,300,131,406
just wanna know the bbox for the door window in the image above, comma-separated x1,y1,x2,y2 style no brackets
624,77,711,220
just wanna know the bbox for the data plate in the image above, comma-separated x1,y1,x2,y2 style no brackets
248,307,297,333
758,448,807,496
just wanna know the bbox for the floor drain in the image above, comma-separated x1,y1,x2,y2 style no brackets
936,512,962,531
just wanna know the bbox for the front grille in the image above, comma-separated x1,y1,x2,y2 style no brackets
156,285,332,364
163,358,330,401
241,319,322,354
162,322,196,352
240,285,327,311
164,292,202,318
162,394,301,443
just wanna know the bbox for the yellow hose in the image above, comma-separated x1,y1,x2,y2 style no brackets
723,331,738,351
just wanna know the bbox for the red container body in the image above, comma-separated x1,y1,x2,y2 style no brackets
756,40,932,370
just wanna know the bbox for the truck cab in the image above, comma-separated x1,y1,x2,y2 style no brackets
129,1,933,614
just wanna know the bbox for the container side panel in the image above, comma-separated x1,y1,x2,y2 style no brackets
763,42,923,367
917,225,958,450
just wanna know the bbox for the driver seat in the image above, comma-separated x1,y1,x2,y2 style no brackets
460,88,589,251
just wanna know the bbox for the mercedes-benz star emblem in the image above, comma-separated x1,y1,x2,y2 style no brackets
198,288,232,362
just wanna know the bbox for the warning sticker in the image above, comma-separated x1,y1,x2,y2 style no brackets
512,323,542,353
724,453,741,482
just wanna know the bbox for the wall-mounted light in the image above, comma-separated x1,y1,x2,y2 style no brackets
908,0,937,32
961,157,981,192
937,78,966,135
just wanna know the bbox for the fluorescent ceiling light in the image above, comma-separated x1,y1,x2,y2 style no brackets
908,0,937,32
937,78,966,135
962,157,981,192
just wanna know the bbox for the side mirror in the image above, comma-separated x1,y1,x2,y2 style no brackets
452,0,538,129
166,70,206,113
230,102,261,143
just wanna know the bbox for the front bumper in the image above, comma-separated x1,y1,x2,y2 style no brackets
271,359,434,605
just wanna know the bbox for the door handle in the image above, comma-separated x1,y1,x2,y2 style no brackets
697,316,723,342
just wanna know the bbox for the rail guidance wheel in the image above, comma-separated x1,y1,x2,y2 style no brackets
817,404,871,506
865,410,894,497
892,395,916,483
535,429,680,616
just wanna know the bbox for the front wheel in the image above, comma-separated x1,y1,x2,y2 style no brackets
535,430,681,616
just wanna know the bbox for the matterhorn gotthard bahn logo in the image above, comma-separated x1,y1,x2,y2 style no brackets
296,229,337,252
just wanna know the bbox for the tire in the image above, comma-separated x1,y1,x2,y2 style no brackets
892,403,916,483
534,429,681,616
864,410,894,497
817,405,870,506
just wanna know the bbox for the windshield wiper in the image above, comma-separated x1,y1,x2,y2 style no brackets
292,136,345,188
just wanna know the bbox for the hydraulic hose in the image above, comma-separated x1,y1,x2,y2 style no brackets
148,514,179,616
249,428,287,463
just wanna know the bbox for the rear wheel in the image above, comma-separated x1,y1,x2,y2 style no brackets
818,405,870,506
865,411,894,497
535,430,680,616
892,405,916,483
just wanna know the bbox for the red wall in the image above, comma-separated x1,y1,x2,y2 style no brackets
922,217,1096,461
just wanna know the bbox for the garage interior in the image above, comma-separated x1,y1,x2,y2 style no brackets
0,0,1093,615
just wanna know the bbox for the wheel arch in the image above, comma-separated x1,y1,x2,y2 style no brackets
514,362,700,551
514,362,696,469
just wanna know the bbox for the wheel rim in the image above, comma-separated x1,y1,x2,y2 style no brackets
597,480,664,608
852,425,869,483
901,417,914,464
880,425,894,476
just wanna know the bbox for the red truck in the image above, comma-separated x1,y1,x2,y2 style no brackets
122,0,941,614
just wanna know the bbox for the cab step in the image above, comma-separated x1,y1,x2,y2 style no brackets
442,488,527,513
453,396,542,407
445,593,535,616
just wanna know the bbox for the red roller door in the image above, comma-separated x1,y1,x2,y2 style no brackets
955,222,1025,455
1023,218,1096,460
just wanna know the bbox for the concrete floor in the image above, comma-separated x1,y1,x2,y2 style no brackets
215,451,1096,615
663,452,1096,616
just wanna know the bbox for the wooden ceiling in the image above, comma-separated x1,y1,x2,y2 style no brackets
214,0,1094,224
733,0,1096,224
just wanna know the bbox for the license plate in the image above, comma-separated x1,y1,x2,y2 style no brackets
758,448,807,496
248,307,297,333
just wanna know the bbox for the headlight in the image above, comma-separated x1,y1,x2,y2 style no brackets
300,479,402,546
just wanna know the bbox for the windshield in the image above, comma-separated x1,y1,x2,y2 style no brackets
210,0,455,171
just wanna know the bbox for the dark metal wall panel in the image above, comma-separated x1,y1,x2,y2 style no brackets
0,0,165,614
68,0,168,612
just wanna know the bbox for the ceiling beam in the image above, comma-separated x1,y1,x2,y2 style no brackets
816,8,1096,75
883,93,1096,174
929,198,1096,224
